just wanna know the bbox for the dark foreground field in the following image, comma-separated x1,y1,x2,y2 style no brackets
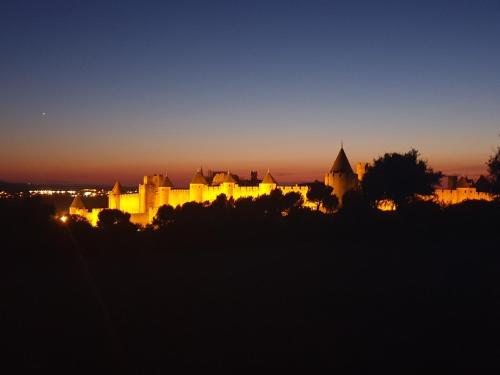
2,198,499,372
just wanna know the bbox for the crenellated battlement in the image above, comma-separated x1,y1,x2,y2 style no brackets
70,147,364,225
86,169,316,225
68,146,494,226
434,187,492,205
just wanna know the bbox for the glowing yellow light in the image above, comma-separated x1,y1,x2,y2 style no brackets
60,215,68,223
377,199,396,211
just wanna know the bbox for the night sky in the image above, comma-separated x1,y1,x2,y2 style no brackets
1,0,499,185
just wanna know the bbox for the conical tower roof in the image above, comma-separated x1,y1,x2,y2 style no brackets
262,169,277,184
456,176,471,188
223,171,236,183
476,175,488,185
475,175,489,192
190,168,208,185
330,147,354,175
70,195,85,209
160,174,174,187
111,181,122,194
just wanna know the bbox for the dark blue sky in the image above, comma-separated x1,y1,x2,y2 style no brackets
1,0,499,184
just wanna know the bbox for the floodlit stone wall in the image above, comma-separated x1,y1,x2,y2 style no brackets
85,175,314,226
434,188,493,205
118,193,141,213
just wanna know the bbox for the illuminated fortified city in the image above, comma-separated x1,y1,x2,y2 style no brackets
69,146,493,226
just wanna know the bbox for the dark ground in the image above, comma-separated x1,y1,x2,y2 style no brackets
2,198,499,372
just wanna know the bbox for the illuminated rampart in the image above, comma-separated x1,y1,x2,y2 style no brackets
70,170,314,226
67,147,495,225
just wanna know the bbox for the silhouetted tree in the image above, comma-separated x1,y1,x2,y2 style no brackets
253,189,285,217
306,181,334,211
487,146,500,194
341,189,369,213
211,193,232,210
152,205,176,229
475,175,491,193
362,149,442,208
176,201,205,223
283,191,304,213
66,214,93,232
321,193,339,213
97,209,135,231
234,197,256,218
251,190,303,218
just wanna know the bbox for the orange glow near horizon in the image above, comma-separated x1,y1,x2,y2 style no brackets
0,152,491,187
1,125,495,186
2,1,499,189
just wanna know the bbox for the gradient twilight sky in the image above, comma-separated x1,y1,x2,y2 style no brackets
1,0,500,186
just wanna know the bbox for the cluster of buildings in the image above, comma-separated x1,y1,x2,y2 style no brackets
434,175,492,205
69,146,493,226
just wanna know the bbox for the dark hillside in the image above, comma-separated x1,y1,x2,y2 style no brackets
2,197,499,372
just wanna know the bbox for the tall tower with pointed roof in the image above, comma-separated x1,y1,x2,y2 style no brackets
325,146,357,204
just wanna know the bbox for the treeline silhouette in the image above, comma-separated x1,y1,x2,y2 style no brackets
3,146,500,372
2,191,500,372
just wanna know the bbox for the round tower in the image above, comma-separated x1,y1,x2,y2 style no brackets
69,195,86,216
109,181,122,209
189,168,208,203
325,146,357,204
221,171,236,198
259,169,277,195
158,173,174,207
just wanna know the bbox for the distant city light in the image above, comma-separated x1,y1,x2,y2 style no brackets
29,189,77,195
60,215,68,223
0,188,110,200
27,188,107,197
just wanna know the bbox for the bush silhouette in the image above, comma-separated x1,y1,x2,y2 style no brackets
66,214,93,235
283,191,304,213
152,205,176,229
341,189,370,214
307,181,334,211
362,149,442,208
487,146,500,195
97,209,135,231
321,193,339,213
